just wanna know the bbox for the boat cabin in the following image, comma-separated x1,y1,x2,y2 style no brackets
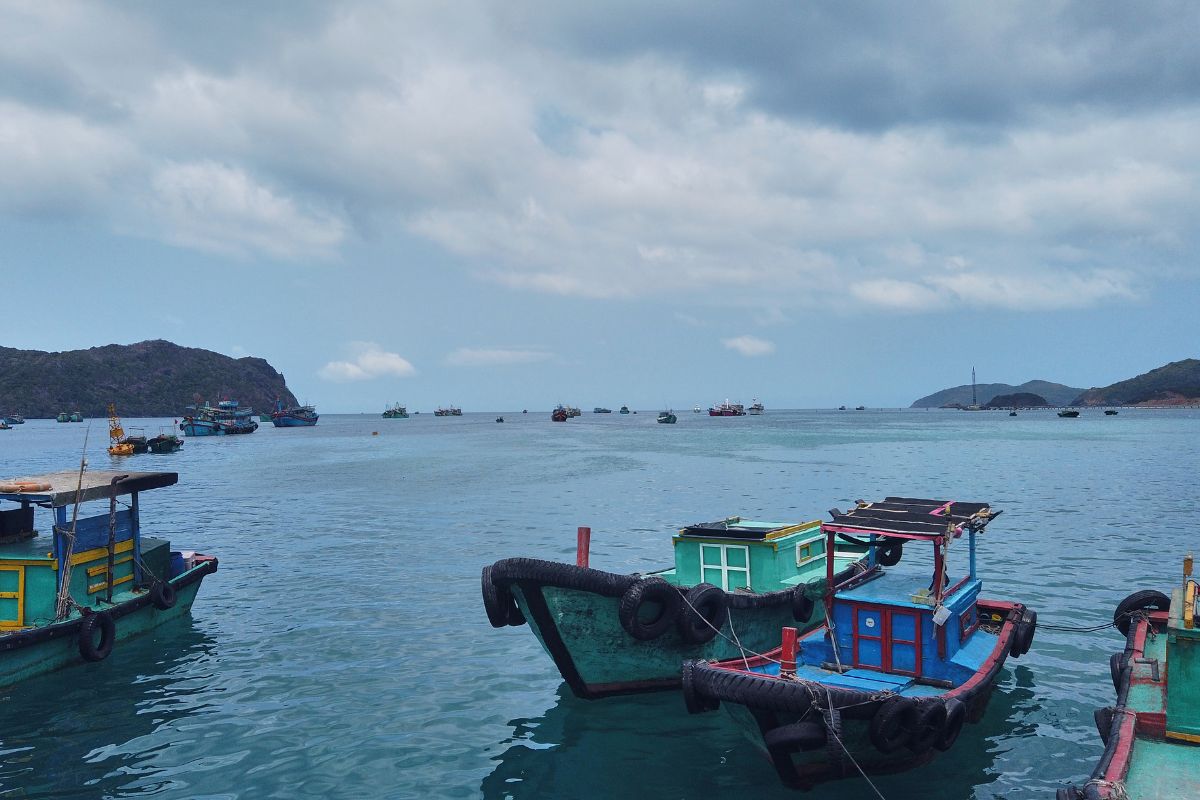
665,518,848,593
794,498,1001,688
1166,566,1200,741
0,472,178,629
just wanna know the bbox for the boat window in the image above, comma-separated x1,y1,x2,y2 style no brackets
795,539,824,566
700,543,751,592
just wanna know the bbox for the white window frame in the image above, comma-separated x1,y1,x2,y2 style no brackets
700,543,751,591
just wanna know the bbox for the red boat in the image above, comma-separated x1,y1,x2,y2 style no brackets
708,400,746,416
551,406,568,422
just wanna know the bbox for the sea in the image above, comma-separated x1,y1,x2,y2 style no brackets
0,408,1196,799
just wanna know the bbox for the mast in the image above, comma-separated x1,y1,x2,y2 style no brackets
971,367,977,407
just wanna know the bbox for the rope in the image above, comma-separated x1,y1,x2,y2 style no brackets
1039,610,1150,633
812,683,889,800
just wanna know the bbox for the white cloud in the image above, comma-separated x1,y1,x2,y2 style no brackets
850,269,1138,311
722,335,775,357
445,348,552,367
320,342,416,381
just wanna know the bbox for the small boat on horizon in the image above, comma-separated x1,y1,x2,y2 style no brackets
709,400,746,416
3,414,24,425
1058,409,1080,418
656,410,677,424
434,406,463,417
382,403,408,419
1105,409,1119,415
748,399,765,415
593,407,612,414
551,405,569,422
619,406,630,414
56,412,70,423
693,406,702,413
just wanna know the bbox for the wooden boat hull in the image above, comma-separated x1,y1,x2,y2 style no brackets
486,557,865,700
0,557,216,688
682,599,1025,790
271,414,319,427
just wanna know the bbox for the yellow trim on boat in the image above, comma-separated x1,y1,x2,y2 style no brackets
0,565,24,628
1165,730,1200,744
86,555,132,577
763,520,822,541
1185,580,1196,630
88,573,133,595
70,539,134,566
0,559,56,568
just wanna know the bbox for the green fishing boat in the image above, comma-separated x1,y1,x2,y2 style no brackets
0,471,217,687
483,518,869,699
1058,554,1200,799
56,413,69,423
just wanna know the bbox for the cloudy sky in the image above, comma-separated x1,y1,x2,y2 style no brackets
2,1,1198,410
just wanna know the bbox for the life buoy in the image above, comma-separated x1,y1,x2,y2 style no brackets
934,698,966,751
792,587,816,623
868,697,917,753
618,577,681,641
906,700,948,754
678,583,726,644
150,580,177,611
0,481,51,493
78,611,116,662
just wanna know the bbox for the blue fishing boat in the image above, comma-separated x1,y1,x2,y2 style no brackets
270,399,319,427
179,399,258,436
682,497,1035,790
0,470,217,686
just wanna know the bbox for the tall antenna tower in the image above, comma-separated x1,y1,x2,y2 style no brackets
971,367,977,407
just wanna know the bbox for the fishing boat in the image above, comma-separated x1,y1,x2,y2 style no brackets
382,403,409,419
0,471,217,687
620,406,630,414
483,517,869,699
106,404,136,456
855,405,866,410
0,421,9,430
259,414,272,423
1105,409,1119,416
434,406,463,417
839,406,847,411
179,399,258,436
594,408,612,414
681,497,1035,790
147,432,183,453
566,406,582,418
1058,409,1080,418
3,414,24,425
657,410,677,424
749,399,765,415
693,406,703,413
496,417,504,424
69,411,84,422
271,399,319,427
56,413,69,423
1056,558,1199,799
709,400,746,416
552,406,569,422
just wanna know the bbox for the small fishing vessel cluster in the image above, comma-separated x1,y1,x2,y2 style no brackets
270,399,319,427
179,399,260,436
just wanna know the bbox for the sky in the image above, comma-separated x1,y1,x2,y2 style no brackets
2,1,1198,411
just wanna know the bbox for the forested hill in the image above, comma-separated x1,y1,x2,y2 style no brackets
1071,359,1200,406
911,380,1083,408
0,340,298,418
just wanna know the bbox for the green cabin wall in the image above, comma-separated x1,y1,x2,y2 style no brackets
1166,586,1200,739
671,521,825,592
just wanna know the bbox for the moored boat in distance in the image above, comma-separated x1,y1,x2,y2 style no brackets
69,411,84,422
56,413,70,423
708,400,746,416
271,399,319,427
749,399,765,415
1105,409,1119,415
551,405,569,422
179,399,258,436
3,414,24,425
382,403,408,418
619,406,630,414
1058,409,1080,418
682,497,1034,790
434,406,463,417
0,471,217,687
593,407,612,414
1056,557,1198,800
147,432,183,453
656,410,677,424
693,406,702,413
483,516,868,699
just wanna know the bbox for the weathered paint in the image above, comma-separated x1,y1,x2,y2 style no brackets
1165,586,1200,740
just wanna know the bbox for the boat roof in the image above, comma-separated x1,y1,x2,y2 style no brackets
679,517,819,542
823,497,997,541
0,471,177,507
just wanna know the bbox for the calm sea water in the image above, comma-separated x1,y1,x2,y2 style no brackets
1,409,1197,799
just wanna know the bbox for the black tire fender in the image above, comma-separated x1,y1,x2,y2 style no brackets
1010,609,1037,658
150,580,177,611
1110,652,1124,691
1114,589,1170,637
877,543,902,567
618,577,681,641
906,700,948,754
934,698,966,751
868,696,917,753
481,566,525,628
764,721,827,752
681,660,719,714
78,611,116,662
792,587,816,624
678,583,727,644
1094,706,1115,747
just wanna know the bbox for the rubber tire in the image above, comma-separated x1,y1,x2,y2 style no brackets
481,566,525,628
1094,706,1115,747
877,543,902,567
1114,589,1170,637
678,583,727,644
150,580,177,611
78,611,116,662
1110,652,1124,691
763,721,827,752
1010,609,1037,658
934,698,966,752
618,577,681,641
907,700,948,754
869,697,917,754
681,660,719,714
792,587,816,624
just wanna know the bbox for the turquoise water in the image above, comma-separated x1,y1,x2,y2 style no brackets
1,409,1197,798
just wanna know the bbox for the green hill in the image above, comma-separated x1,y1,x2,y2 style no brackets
0,340,298,418
911,380,1083,408
1071,359,1200,406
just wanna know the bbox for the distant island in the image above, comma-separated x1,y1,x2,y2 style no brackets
911,380,1082,409
1070,359,1200,406
0,340,297,418
913,359,1200,409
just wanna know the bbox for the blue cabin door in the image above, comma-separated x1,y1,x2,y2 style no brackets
851,605,922,676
